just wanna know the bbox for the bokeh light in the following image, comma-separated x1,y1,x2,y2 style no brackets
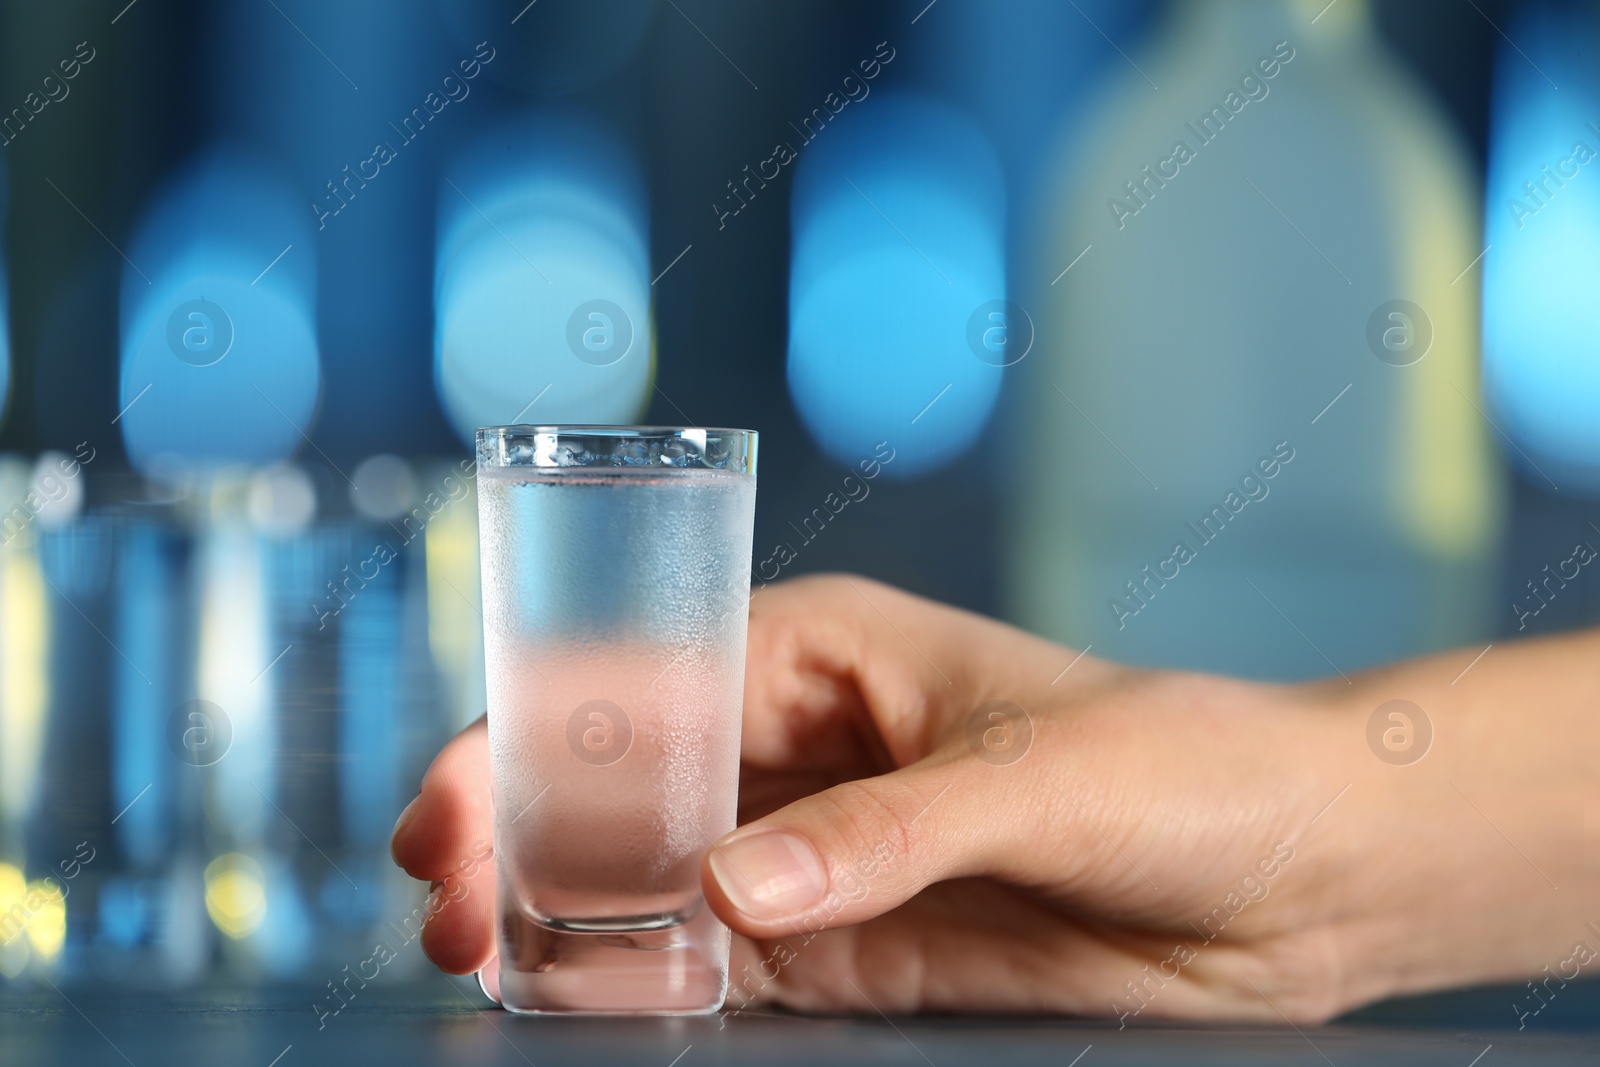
1482,3,1600,493
211,0,452,454
196,499,275,839
0,862,25,967
29,452,83,531
0,535,48,829
435,114,653,442
203,853,266,940
350,455,416,521
21,879,65,962
247,465,317,538
788,92,1006,478
118,149,321,478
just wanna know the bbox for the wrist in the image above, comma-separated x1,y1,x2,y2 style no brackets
1299,639,1597,1009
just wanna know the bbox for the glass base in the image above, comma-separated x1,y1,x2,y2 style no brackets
485,904,729,1014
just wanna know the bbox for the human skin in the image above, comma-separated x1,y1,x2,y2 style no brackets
390,575,1599,1023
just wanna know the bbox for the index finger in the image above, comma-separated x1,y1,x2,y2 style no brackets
741,575,1111,771
391,715,492,880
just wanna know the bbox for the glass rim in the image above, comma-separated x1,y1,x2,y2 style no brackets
476,425,758,475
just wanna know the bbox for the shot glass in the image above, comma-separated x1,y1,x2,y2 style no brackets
474,425,758,1014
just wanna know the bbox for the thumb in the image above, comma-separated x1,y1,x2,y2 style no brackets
702,751,1002,939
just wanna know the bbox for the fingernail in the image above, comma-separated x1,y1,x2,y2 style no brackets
392,796,421,840
710,830,828,919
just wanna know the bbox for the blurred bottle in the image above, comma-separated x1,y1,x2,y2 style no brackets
1482,2,1600,494
98,505,209,987
0,458,54,980
1010,0,1503,677
116,147,324,981
31,502,113,983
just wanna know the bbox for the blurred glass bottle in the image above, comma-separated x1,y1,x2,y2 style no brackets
1010,0,1503,678
0,458,56,980
100,503,209,987
118,148,324,981
33,503,114,984
193,473,314,981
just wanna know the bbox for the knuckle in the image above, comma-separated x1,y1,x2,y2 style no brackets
816,778,920,877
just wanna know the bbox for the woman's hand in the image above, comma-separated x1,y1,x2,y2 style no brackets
390,575,1596,1023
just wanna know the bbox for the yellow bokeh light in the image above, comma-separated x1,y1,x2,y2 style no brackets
24,879,65,961
0,860,27,976
0,549,51,823
424,491,486,731
204,853,266,940
0,863,27,948
0,863,24,906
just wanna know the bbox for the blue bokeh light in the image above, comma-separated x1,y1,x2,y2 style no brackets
211,0,455,454
119,149,321,476
1483,4,1600,493
906,0,1154,197
435,114,653,442
788,92,1006,478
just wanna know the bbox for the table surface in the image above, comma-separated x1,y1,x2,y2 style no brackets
5,980,1597,1066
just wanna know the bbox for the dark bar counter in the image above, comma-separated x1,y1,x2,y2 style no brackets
5,980,1598,1066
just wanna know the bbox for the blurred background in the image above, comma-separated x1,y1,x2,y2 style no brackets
0,0,1596,1014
